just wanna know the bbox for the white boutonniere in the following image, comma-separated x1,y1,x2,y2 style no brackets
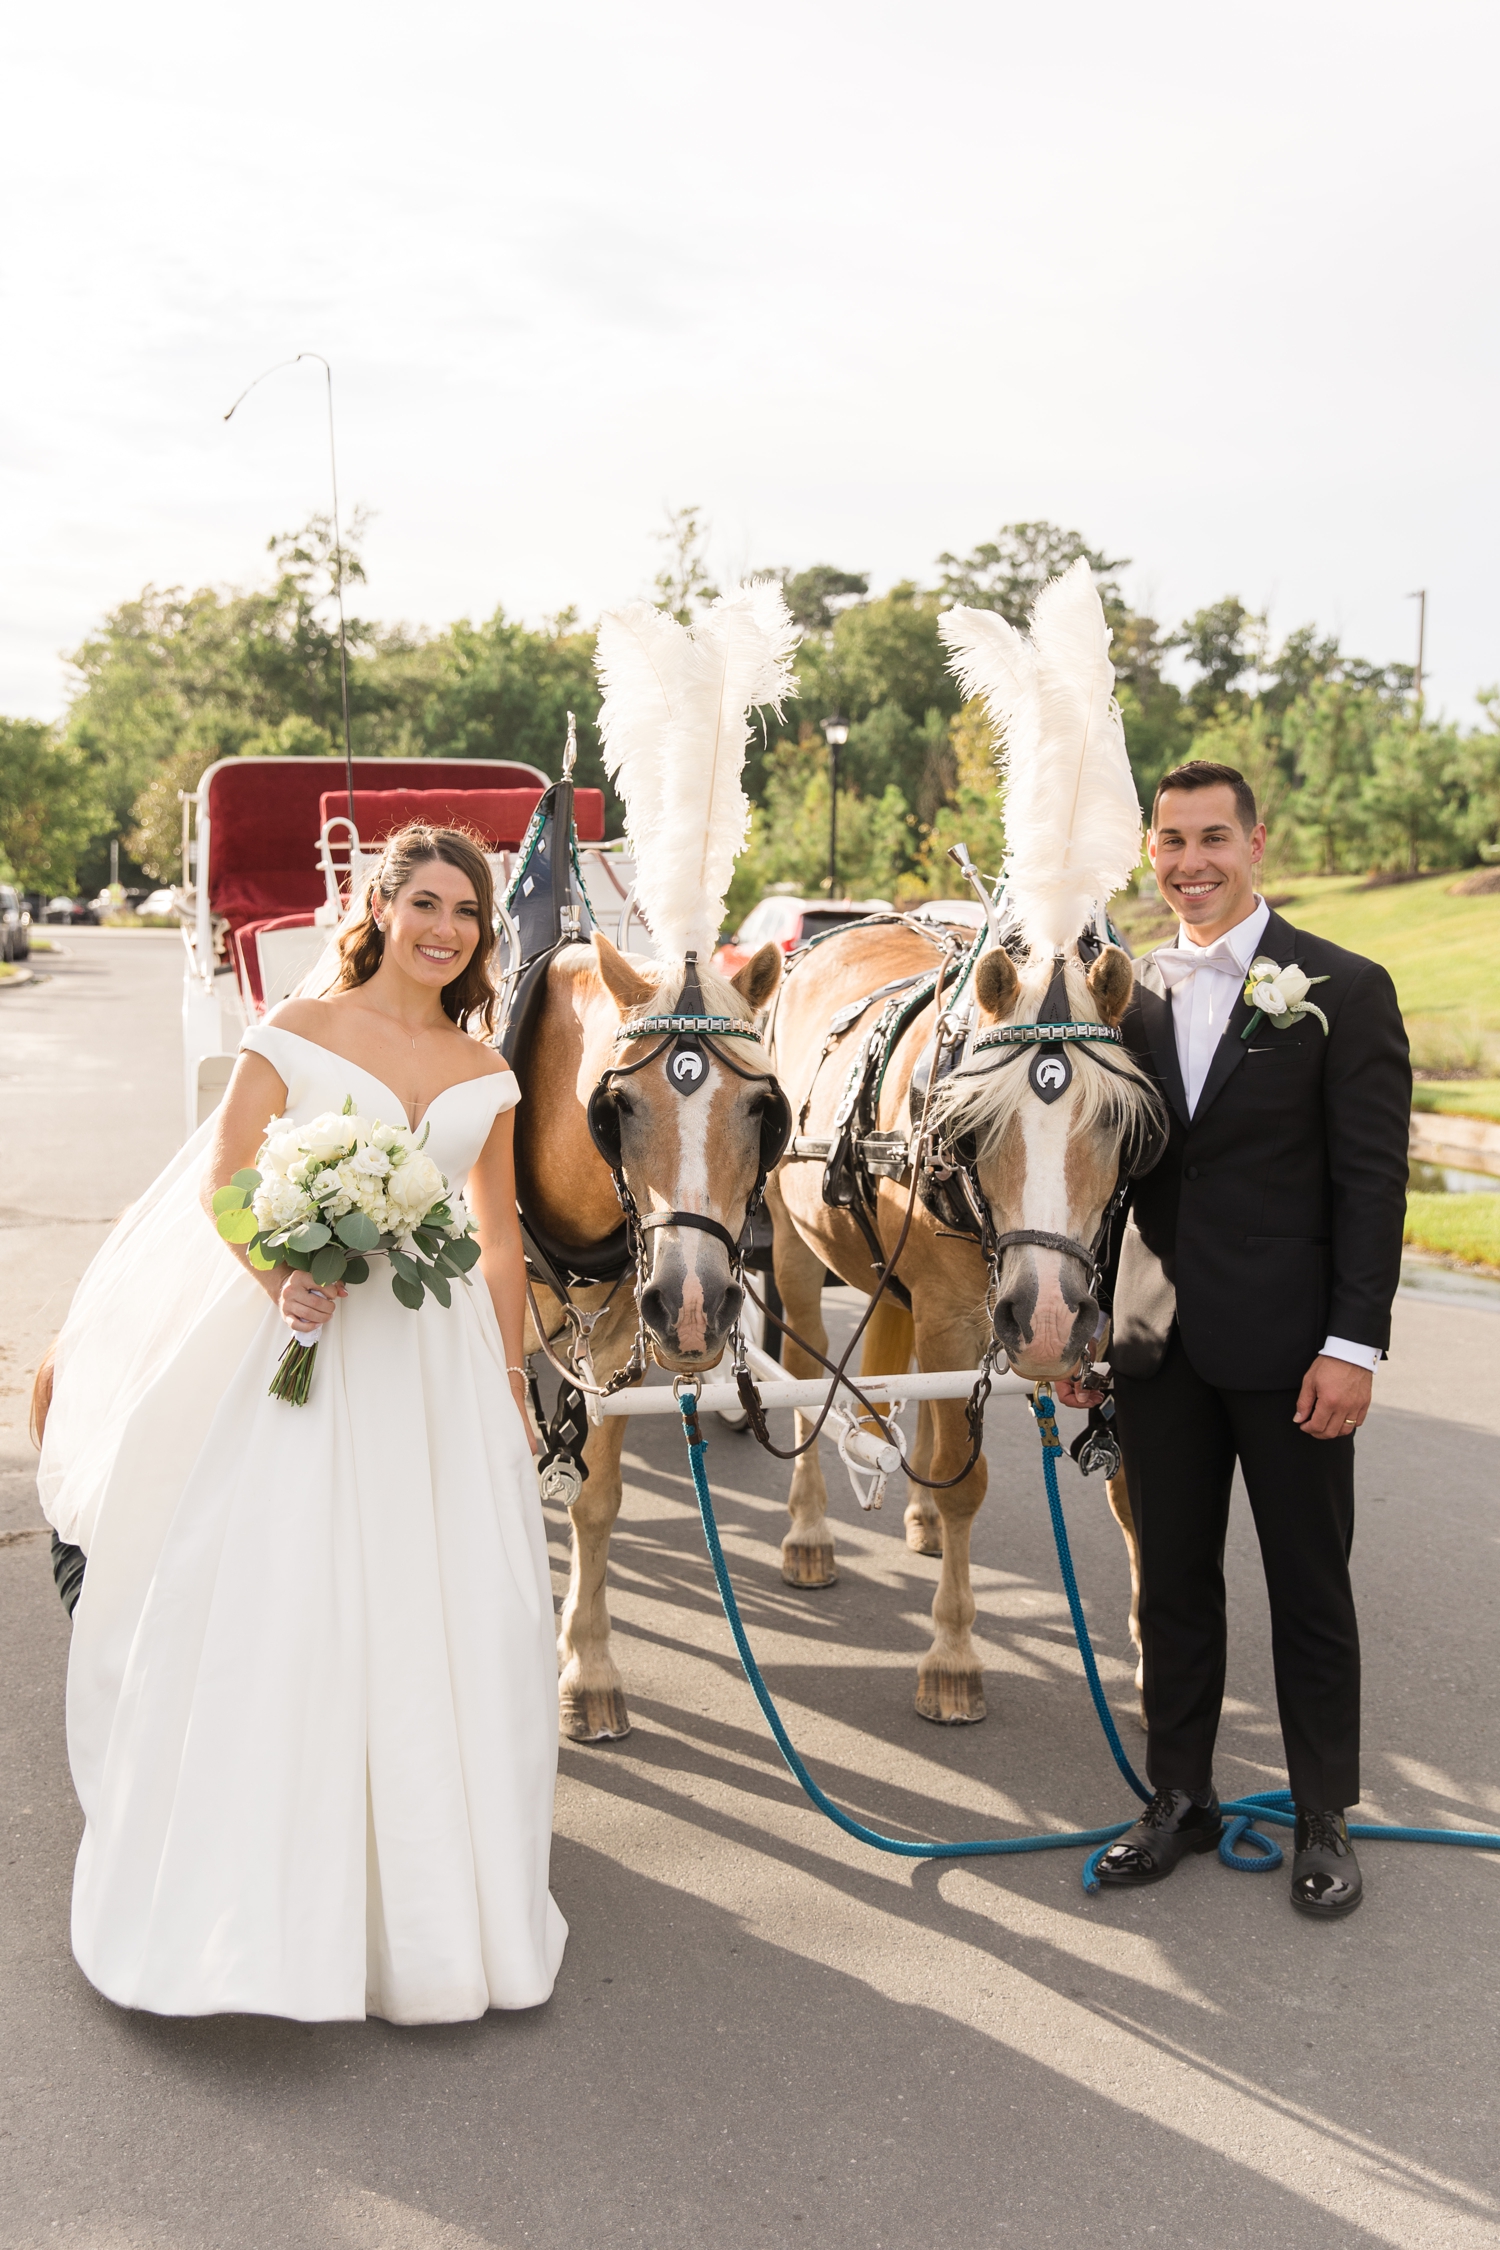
1241,955,1330,1042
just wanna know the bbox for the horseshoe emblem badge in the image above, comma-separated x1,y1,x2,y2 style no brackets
1029,1048,1073,1103
670,1042,707,1094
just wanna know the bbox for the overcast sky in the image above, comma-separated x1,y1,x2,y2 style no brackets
5,0,1497,725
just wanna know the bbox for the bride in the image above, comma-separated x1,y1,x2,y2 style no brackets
38,823,567,2024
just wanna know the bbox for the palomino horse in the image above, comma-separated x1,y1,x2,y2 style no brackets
767,920,1162,1724
516,931,785,1741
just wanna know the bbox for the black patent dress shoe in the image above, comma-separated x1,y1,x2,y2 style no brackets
1290,1808,1363,1918
1094,1787,1224,1887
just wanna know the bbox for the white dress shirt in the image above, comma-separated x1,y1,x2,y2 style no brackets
1160,897,1378,1375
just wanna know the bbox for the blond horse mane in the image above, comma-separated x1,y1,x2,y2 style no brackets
929,952,1163,1162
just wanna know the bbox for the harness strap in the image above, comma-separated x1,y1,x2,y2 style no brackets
991,1226,1101,1289
636,1208,744,1263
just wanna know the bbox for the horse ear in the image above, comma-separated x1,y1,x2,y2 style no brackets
975,948,1020,1024
730,941,782,1012
1086,944,1134,1025
593,930,657,1015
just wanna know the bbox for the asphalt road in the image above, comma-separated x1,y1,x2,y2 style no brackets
3,932,1498,2250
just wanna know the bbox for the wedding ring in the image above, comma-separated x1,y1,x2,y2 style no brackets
1343,1417,1356,1425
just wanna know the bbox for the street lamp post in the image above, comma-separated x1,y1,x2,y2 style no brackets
823,715,848,897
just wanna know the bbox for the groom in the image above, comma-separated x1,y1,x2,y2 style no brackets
1058,759,1410,1917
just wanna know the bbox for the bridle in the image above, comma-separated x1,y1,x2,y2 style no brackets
928,955,1168,1324
529,953,792,1407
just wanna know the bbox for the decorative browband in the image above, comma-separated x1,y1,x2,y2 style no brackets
969,1021,1124,1054
615,1014,763,1042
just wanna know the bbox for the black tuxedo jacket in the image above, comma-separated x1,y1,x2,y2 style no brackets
1110,909,1411,1390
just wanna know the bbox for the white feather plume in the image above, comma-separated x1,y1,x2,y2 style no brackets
595,581,798,962
938,557,1141,953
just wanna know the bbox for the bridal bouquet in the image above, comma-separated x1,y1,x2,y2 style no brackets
212,1099,482,1403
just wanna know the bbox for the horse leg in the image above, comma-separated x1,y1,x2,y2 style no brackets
528,1288,636,1744
903,1398,943,1557
1105,1465,1146,1729
912,1311,989,1724
854,1301,936,1549
767,1177,837,1588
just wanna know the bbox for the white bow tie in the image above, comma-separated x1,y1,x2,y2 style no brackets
1153,938,1244,989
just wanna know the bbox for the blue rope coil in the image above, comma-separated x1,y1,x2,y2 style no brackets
676,1391,1500,1891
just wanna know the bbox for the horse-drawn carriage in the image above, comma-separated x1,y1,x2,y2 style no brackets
175,750,638,1133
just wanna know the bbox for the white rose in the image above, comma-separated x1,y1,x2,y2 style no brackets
1273,963,1311,1007
349,1145,391,1178
301,1114,359,1162
311,1168,345,1203
1249,979,1287,1015
388,1153,445,1218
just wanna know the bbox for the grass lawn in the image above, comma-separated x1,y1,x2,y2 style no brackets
1112,869,1500,1047
1404,1191,1500,1271
1241,872,1500,1028
1411,1080,1500,1124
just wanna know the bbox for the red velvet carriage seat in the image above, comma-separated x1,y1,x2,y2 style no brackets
204,757,563,1016
317,787,606,848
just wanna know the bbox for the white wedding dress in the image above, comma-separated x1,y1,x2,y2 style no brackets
39,1025,567,2024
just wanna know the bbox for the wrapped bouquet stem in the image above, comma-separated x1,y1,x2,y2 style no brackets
212,1098,483,1403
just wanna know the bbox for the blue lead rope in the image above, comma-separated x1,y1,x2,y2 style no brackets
676,1390,1500,1891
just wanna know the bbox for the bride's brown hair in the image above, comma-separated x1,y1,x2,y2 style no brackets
334,824,501,1036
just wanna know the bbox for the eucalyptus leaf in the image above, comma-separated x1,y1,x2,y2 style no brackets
413,1228,441,1256
291,1222,332,1252
335,1211,381,1252
231,1168,263,1191
445,1235,482,1272
247,1240,278,1272
216,1209,259,1244
389,1249,421,1285
342,1255,370,1285
211,1185,248,1215
392,1272,425,1311
311,1244,347,1285
424,1268,451,1309
283,1246,313,1272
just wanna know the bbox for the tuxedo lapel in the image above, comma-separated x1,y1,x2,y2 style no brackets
1134,958,1190,1126
1192,906,1298,1121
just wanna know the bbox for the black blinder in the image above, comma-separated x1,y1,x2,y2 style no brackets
757,1084,793,1183
586,1082,623,1169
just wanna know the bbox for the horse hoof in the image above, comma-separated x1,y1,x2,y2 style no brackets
560,1685,632,1742
904,1518,943,1557
915,1669,987,1725
781,1541,837,1588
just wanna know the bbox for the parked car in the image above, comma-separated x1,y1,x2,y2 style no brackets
136,888,180,920
44,896,99,926
712,895,891,979
0,884,31,961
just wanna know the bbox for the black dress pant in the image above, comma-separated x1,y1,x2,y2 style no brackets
1112,1327,1360,1811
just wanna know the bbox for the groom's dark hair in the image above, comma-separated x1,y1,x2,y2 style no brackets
1151,760,1259,836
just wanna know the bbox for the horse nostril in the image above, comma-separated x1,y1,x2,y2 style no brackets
718,1282,745,1336
640,1283,672,1335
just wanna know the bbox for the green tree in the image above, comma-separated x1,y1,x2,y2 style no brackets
935,521,1127,627
725,734,912,925
1361,715,1465,874
1453,691,1500,863
1279,680,1385,873
0,720,110,894
1176,597,1260,719
773,565,869,633
653,505,719,624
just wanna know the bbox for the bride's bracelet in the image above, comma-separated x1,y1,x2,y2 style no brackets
506,1364,528,1380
